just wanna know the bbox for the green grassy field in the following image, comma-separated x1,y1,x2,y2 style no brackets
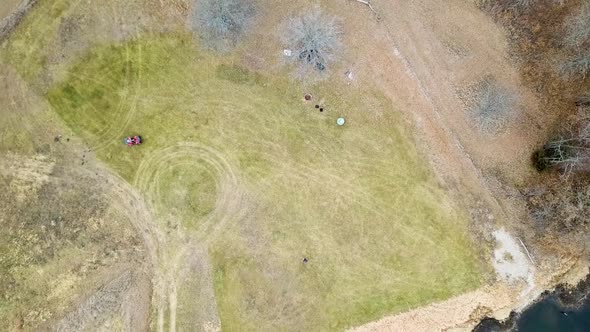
2,1,485,329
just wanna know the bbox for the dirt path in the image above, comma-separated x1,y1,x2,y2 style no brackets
0,0,38,43
131,141,252,331
0,1,225,330
41,162,163,331
358,0,509,216
339,0,557,330
348,283,514,332
0,0,21,21
50,158,223,331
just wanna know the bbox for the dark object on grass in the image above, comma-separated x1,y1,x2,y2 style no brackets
305,94,312,101
303,258,308,263
320,108,324,112
315,104,319,108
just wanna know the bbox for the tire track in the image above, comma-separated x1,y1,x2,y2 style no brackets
132,141,246,331
89,42,143,152
133,141,246,241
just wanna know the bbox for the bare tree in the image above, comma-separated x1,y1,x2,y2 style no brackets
535,114,590,176
191,0,256,52
526,181,590,232
281,7,343,74
471,78,518,133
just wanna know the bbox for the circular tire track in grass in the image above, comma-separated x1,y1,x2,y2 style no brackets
132,142,247,330
133,141,247,242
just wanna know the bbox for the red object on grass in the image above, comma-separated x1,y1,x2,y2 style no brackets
124,136,142,146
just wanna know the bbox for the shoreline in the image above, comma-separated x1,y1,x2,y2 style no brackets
473,269,590,331
348,261,589,332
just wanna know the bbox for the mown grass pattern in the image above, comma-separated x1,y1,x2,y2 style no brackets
43,35,483,330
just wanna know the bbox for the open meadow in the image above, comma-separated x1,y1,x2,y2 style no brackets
0,0,491,330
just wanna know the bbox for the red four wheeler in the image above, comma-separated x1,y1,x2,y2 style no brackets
124,135,142,146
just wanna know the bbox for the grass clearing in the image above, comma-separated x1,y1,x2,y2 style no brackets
3,2,486,327
42,34,484,329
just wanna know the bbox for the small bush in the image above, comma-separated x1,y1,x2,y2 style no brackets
534,115,590,175
191,0,256,52
533,143,577,171
471,79,518,133
281,7,343,74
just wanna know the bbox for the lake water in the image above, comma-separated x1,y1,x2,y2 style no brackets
515,295,590,332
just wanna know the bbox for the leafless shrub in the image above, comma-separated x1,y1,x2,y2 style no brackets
526,182,590,232
471,78,518,133
281,7,343,75
191,0,256,52
564,2,590,48
534,112,590,176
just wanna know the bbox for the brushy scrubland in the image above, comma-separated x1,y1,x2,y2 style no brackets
560,2,590,78
476,0,590,252
0,61,141,329
0,160,141,327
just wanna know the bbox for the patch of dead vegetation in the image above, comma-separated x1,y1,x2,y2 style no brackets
0,154,145,330
475,0,590,255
